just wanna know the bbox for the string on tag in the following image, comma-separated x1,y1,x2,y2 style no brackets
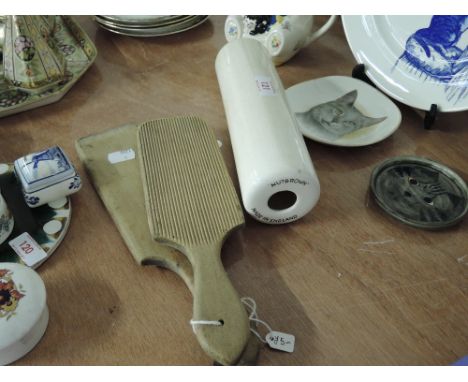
189,298,271,341
189,297,295,353
241,297,295,353
189,319,223,333
241,297,272,343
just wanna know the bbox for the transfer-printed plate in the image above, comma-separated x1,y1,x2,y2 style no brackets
342,16,468,112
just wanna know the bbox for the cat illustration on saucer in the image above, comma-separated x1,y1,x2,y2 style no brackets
286,76,402,147
296,90,386,141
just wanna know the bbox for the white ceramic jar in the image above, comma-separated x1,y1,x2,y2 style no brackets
14,146,82,208
216,39,320,224
0,262,48,365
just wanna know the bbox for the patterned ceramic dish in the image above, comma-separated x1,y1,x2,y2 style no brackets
286,76,401,147
0,16,97,118
0,262,48,365
0,163,71,268
3,16,67,94
342,16,468,112
14,146,81,208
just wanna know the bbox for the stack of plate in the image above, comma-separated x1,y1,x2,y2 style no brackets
94,15,209,37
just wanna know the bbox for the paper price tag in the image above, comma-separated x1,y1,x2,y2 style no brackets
9,232,48,267
266,331,295,353
255,76,276,96
107,149,135,164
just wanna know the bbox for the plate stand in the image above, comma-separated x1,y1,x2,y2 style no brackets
351,64,438,130
351,63,375,88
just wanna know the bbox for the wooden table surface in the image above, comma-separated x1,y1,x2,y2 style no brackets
1,16,467,366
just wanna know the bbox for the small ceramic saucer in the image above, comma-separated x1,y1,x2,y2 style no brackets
286,76,401,147
0,163,71,268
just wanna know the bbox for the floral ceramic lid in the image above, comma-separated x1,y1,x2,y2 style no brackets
0,262,48,365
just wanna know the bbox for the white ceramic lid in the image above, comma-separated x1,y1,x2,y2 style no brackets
0,262,48,365
14,146,76,193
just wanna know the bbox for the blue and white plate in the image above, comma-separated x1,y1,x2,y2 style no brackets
342,16,468,112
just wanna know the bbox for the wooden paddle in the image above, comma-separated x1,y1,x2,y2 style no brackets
137,116,250,366
76,122,255,365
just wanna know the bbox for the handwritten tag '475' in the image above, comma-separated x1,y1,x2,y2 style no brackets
266,331,295,353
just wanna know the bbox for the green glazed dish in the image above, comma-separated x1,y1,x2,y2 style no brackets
370,156,468,229
0,16,97,118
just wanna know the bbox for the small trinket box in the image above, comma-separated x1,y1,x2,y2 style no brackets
0,263,49,365
14,146,82,208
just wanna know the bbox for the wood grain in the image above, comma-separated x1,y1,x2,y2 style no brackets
0,16,467,365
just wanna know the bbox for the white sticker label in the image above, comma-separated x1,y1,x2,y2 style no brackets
9,232,48,267
266,331,295,353
255,76,276,96
107,149,135,164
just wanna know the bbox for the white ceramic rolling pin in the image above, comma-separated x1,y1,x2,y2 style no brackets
215,38,320,224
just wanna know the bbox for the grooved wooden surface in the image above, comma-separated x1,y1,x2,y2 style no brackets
138,117,244,245
0,16,467,365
